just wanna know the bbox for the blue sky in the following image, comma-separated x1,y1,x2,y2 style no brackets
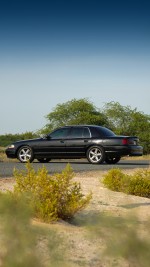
0,0,150,134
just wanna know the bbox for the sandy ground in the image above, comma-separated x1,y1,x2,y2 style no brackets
0,169,150,267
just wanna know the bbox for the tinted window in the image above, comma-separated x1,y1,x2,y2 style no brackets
90,126,115,137
70,127,83,138
69,127,90,138
83,128,91,138
90,127,99,138
98,127,115,137
49,128,69,139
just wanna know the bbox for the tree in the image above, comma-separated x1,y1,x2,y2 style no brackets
41,98,109,133
103,102,150,154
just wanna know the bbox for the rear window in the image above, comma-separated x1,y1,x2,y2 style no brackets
90,126,115,138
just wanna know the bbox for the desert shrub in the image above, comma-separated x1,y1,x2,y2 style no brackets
102,168,129,192
103,168,150,198
13,163,91,222
127,169,150,197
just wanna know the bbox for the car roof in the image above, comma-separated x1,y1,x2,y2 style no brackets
61,125,104,128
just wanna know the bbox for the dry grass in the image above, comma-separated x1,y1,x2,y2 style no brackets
123,155,150,160
0,147,17,162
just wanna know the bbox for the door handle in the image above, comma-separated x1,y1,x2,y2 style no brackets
84,140,88,143
60,140,64,143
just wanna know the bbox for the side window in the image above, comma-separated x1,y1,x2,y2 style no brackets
49,128,69,139
83,128,90,138
69,127,91,138
70,127,83,138
90,127,100,138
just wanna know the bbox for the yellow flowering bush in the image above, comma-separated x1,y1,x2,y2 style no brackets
13,162,92,222
103,168,150,198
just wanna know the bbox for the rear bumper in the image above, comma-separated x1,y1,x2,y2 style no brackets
128,146,143,156
105,145,143,157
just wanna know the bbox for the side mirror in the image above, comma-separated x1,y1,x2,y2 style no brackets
46,134,52,140
40,134,50,139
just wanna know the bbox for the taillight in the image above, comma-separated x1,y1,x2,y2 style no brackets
122,138,128,145
122,138,136,145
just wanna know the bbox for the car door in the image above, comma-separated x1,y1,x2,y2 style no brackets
66,127,91,157
34,127,70,157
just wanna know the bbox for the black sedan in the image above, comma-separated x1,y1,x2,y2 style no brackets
5,125,143,164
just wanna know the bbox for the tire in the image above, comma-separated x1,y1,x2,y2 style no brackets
37,158,51,163
105,156,121,164
86,146,105,164
17,146,34,163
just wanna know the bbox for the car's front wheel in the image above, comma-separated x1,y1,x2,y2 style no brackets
105,156,121,164
17,146,34,163
87,146,105,164
37,158,51,163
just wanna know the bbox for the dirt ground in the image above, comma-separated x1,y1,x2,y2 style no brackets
0,169,150,267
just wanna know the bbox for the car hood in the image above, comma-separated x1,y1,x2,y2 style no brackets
14,138,43,144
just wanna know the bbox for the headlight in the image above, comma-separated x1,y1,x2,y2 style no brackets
8,144,15,149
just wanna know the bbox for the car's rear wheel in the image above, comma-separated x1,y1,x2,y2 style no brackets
17,146,34,163
37,158,51,163
105,156,121,164
87,146,105,164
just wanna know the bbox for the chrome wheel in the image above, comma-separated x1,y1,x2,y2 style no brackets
17,146,34,163
87,146,105,164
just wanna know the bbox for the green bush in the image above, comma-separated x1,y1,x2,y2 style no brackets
103,168,150,198
13,163,92,222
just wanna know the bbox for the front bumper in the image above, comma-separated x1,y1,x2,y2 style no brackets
5,148,16,158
